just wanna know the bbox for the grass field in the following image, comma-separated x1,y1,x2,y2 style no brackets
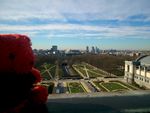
38,65,45,73
101,82,128,91
38,63,56,80
87,70,103,78
93,81,131,92
73,63,106,78
83,63,106,75
93,81,107,91
109,80,138,90
49,65,56,78
73,65,87,76
41,72,51,80
68,82,85,93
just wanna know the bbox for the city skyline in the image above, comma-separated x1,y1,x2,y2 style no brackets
0,0,150,50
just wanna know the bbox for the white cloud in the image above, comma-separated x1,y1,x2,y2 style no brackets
0,0,150,21
1,23,149,39
0,24,104,31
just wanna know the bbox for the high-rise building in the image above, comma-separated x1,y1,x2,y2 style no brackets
51,45,58,54
51,45,57,51
86,46,89,53
91,46,95,53
95,46,100,53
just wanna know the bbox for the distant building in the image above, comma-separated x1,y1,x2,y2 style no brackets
95,46,100,54
91,46,95,54
124,55,150,88
129,52,141,57
51,45,58,54
66,50,81,56
51,45,57,51
86,46,89,53
59,50,66,56
33,49,51,56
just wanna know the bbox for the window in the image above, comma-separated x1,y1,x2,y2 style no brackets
127,65,130,72
145,80,149,83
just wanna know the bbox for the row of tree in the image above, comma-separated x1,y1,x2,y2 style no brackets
66,54,137,76
34,54,137,76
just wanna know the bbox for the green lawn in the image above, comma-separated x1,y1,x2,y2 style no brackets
84,63,106,75
73,65,87,76
74,63,106,78
84,64,94,70
90,69,106,75
93,81,107,91
69,66,78,75
101,82,128,91
41,72,51,80
78,68,87,76
109,80,138,90
44,63,55,69
68,82,85,93
38,66,45,73
87,70,102,78
49,66,56,78
38,63,56,80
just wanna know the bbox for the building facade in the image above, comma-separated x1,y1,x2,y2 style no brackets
124,55,150,88
91,46,95,54
51,45,58,54
86,46,89,53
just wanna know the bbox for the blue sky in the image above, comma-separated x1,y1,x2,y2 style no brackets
0,0,150,50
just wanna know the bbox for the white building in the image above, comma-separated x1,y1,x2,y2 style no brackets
124,55,150,88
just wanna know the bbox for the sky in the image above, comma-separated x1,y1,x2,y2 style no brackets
0,0,150,50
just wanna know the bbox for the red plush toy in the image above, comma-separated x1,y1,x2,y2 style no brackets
0,34,48,113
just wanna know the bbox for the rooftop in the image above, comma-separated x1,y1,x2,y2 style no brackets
136,55,150,66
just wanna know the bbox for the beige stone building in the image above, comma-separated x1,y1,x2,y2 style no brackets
124,55,150,88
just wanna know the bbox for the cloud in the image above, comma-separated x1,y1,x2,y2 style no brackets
0,24,107,31
0,0,150,21
1,23,149,39
0,0,150,43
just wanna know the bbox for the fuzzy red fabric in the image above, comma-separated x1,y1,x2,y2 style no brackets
31,67,42,84
31,85,48,104
0,34,48,113
0,34,34,73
